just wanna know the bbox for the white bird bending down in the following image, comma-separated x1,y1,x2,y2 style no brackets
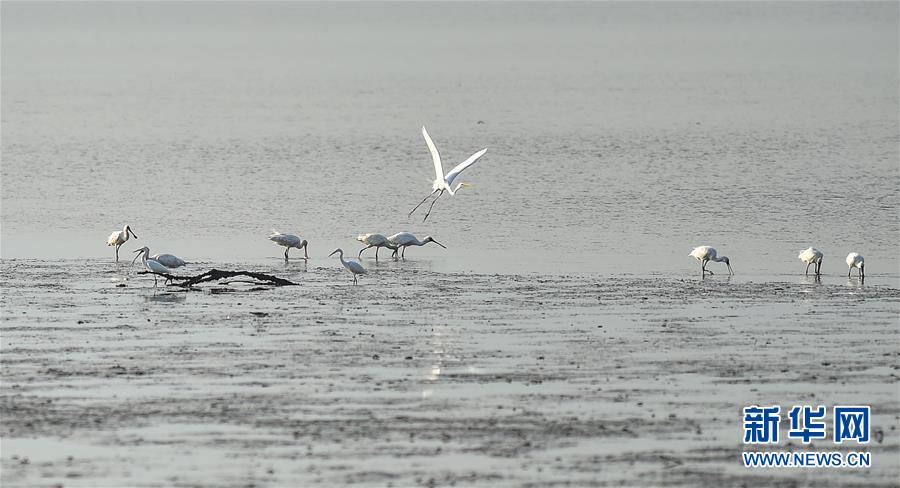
388,232,446,259
132,246,171,287
130,247,187,269
408,126,487,221
846,252,865,279
268,231,308,260
357,233,397,260
689,246,733,276
106,225,138,261
798,247,823,276
329,248,366,284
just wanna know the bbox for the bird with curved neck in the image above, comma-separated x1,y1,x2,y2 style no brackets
106,225,138,261
268,231,308,260
689,246,733,276
329,248,366,284
132,246,171,287
388,232,446,259
798,247,823,277
131,247,186,269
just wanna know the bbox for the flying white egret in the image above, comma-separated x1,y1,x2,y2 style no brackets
329,248,366,284
130,247,187,269
408,126,487,221
388,232,446,259
846,252,865,279
268,231,308,260
798,247,824,276
106,225,138,261
133,246,172,287
357,233,397,260
689,246,733,276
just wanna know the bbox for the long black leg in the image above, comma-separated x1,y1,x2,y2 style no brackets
375,247,379,261
423,190,445,222
805,263,811,276
116,243,121,262
409,190,439,218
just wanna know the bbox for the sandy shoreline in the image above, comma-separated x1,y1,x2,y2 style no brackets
1,259,898,486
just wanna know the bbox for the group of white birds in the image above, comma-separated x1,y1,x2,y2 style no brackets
689,245,866,279
108,126,870,286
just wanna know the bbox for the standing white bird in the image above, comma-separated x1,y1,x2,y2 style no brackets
408,126,487,221
357,233,397,260
132,246,171,287
130,247,187,269
689,246,733,276
106,225,138,261
268,231,308,260
329,248,366,284
388,232,446,259
798,247,824,276
846,252,865,279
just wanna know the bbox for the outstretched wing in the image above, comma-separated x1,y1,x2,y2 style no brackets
422,126,443,181
445,148,487,187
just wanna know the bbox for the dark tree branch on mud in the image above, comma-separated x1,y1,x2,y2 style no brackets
138,269,298,288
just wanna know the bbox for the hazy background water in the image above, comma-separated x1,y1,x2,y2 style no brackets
2,2,898,277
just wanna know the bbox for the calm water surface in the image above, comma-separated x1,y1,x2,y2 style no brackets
2,2,898,278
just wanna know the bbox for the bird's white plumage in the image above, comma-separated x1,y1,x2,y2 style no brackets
445,148,488,190
133,246,171,286
151,253,187,268
799,247,824,264
269,232,303,248
846,252,864,269
357,233,389,247
106,225,138,261
689,245,733,275
330,248,366,284
423,126,444,185
387,232,446,258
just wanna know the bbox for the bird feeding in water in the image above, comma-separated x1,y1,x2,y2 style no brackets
408,126,487,222
846,252,865,279
357,233,397,260
268,231,308,260
133,246,171,287
329,248,366,284
388,232,446,259
106,225,138,261
689,246,733,276
131,247,187,269
798,247,824,276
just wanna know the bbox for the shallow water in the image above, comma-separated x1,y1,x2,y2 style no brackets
2,2,899,486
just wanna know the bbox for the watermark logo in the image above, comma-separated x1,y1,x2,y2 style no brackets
741,404,872,468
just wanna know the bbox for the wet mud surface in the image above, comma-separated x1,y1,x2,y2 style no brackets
1,259,898,487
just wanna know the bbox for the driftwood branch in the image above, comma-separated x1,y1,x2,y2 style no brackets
138,269,298,287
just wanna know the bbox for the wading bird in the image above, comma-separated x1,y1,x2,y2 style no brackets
106,225,138,261
689,246,733,276
408,126,487,221
388,232,446,259
130,247,186,269
798,247,823,276
357,233,397,260
329,248,366,284
268,231,308,260
133,246,171,287
846,252,865,279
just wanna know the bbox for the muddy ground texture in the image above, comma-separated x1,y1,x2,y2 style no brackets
1,259,898,487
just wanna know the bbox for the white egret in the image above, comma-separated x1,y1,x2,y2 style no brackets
357,233,397,260
329,248,366,284
798,247,824,276
689,246,733,276
106,225,138,261
388,232,446,259
846,252,865,278
133,246,172,287
268,231,308,260
408,126,487,221
130,248,187,269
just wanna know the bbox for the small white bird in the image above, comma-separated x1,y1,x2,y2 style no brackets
130,247,187,269
106,225,138,261
846,252,865,279
133,246,171,287
689,246,733,276
408,126,487,221
329,248,366,284
357,233,397,260
388,232,446,259
798,247,824,276
268,231,308,260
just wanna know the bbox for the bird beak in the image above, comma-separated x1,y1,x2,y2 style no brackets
459,182,473,188
131,250,141,264
432,240,447,249
131,230,138,238
329,250,338,257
